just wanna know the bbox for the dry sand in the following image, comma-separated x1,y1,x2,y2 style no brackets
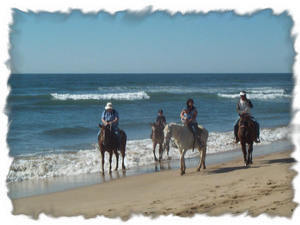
11,150,297,220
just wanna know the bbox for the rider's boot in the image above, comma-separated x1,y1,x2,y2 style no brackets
235,136,239,143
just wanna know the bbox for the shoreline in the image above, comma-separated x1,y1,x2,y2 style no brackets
11,147,297,219
8,140,292,199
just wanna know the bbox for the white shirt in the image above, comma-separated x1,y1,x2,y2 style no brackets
238,99,251,115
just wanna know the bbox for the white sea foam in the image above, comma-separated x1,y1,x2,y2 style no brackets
7,126,290,183
51,91,150,101
218,88,291,100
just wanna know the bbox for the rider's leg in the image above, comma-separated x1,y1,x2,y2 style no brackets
187,123,197,150
191,122,203,148
251,117,260,142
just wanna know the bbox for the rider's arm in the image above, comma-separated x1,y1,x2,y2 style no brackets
180,110,185,119
101,118,107,125
236,102,240,114
190,109,197,122
236,102,244,115
101,111,107,125
111,110,119,124
247,99,253,108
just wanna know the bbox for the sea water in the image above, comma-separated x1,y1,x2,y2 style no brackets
6,73,293,183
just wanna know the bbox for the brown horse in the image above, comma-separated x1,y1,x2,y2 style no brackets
238,113,256,166
98,124,127,174
150,122,165,162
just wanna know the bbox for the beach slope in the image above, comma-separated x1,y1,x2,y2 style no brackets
12,150,297,219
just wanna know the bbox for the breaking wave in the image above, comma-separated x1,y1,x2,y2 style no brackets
218,88,291,100
50,91,150,101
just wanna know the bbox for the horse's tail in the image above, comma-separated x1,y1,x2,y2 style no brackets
120,130,127,151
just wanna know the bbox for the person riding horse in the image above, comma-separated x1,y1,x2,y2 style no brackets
100,102,121,148
180,98,203,150
150,109,166,139
234,91,260,143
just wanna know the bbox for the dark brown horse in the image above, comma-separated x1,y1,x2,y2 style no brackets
98,124,127,174
150,122,165,162
238,113,256,166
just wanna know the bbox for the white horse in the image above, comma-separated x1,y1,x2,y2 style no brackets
163,123,208,175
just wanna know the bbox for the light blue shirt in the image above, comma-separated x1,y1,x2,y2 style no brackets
101,109,119,127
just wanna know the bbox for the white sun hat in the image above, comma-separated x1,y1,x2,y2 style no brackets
240,91,246,96
105,102,113,110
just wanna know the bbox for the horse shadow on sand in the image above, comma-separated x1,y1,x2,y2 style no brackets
264,157,296,164
208,165,260,174
208,157,295,175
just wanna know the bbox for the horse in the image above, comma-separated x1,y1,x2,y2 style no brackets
163,123,208,175
98,124,127,174
238,113,256,166
150,122,165,162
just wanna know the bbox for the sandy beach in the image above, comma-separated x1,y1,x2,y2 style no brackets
11,149,297,220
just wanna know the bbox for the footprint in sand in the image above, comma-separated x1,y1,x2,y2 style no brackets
151,200,162,205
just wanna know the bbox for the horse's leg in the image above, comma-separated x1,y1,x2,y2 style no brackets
121,135,126,170
114,150,119,171
153,142,158,161
241,142,247,166
197,146,206,171
179,149,184,175
183,149,187,172
101,150,105,174
180,149,187,175
158,143,163,162
109,151,113,173
202,145,207,169
121,149,126,170
249,142,253,164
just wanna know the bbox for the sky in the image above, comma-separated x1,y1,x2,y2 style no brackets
10,9,294,74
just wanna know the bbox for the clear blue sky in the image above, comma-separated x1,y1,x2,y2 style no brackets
10,9,294,74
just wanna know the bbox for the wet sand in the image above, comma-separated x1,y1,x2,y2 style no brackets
11,149,297,219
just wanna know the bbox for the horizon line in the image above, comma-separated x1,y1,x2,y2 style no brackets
11,72,292,75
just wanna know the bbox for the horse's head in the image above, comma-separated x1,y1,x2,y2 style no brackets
239,113,251,128
99,123,113,144
163,124,172,152
150,122,163,138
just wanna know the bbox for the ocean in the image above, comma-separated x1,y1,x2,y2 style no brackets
6,73,293,183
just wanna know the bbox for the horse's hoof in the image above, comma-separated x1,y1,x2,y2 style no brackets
203,166,207,170
180,171,185,176
197,168,200,172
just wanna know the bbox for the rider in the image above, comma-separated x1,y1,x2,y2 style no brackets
180,98,203,150
100,102,121,147
150,109,167,139
156,109,167,129
234,91,260,143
